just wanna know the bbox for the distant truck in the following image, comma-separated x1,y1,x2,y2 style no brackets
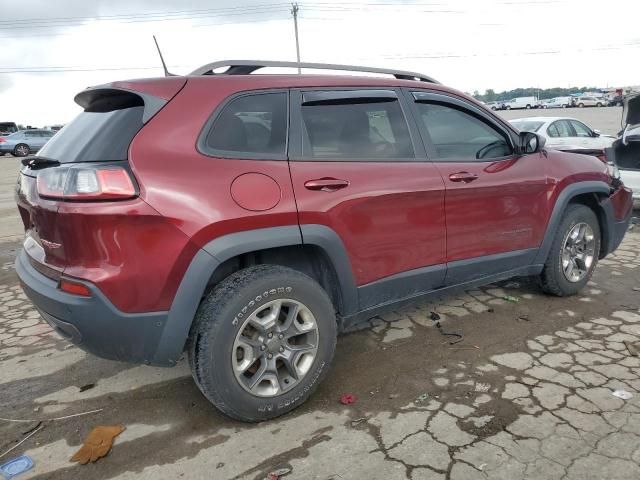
0,122,18,136
502,96,539,110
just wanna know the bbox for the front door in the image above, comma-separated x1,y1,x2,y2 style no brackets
288,88,447,309
408,91,551,285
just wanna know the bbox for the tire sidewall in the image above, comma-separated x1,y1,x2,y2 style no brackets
550,206,600,295
195,269,336,420
14,144,29,157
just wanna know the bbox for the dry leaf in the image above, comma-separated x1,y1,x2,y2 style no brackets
70,425,125,465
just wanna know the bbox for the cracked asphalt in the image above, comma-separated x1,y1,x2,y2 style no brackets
0,157,639,479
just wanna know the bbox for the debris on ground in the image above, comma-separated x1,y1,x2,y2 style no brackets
415,393,429,404
266,467,292,479
475,383,491,393
517,315,530,322
430,311,463,345
339,394,357,405
632,287,640,292
502,295,519,303
79,384,95,393
388,393,400,399
0,408,103,424
70,425,125,465
503,281,521,289
350,417,369,427
0,425,44,460
611,390,633,400
0,455,34,479
624,340,639,357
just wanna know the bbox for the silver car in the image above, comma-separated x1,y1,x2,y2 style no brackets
0,129,56,157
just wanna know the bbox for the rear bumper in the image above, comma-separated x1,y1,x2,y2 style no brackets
16,249,169,365
601,186,633,256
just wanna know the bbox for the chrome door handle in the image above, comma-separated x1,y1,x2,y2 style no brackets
304,178,350,192
448,172,479,183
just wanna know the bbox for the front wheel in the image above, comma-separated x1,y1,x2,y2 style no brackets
188,265,337,422
539,204,600,297
13,144,30,157
578,103,585,108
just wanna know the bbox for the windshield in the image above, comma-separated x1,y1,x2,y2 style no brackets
509,120,544,132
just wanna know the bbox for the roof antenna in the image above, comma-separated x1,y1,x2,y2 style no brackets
153,35,175,76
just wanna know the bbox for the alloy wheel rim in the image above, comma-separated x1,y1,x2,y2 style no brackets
561,222,596,283
232,299,319,397
17,145,29,156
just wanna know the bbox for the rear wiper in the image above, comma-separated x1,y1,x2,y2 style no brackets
21,155,60,169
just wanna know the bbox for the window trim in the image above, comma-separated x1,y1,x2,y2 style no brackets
408,90,518,162
289,87,424,162
548,119,575,138
196,88,290,161
568,119,594,138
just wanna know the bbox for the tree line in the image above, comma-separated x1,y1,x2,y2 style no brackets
473,87,599,102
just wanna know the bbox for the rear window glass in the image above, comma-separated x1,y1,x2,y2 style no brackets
204,92,287,157
37,106,144,163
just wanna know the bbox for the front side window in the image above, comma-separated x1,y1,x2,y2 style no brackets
301,97,413,159
416,102,512,160
205,92,287,157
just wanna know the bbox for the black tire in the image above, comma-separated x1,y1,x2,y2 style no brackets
188,265,337,422
539,204,600,297
13,144,30,157
597,102,602,107
526,104,531,109
506,106,511,110
578,103,584,108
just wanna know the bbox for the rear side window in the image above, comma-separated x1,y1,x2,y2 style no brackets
204,92,287,158
38,106,144,163
547,120,572,138
300,97,413,159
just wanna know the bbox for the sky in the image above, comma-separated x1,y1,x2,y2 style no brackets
0,0,639,126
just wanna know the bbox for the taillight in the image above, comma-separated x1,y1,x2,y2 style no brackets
37,166,136,201
601,148,621,180
0,138,5,143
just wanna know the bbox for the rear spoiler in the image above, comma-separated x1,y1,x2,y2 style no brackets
74,88,167,124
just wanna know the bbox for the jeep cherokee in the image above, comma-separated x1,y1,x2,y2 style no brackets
15,61,633,422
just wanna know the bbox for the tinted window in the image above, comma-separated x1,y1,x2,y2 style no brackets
416,102,512,160
205,92,287,157
301,98,413,159
25,131,38,137
547,120,572,138
510,120,544,132
38,107,144,163
569,120,592,137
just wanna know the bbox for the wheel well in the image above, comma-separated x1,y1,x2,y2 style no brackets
205,245,344,314
568,193,608,257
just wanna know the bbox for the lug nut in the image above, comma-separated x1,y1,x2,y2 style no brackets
267,353,273,359
260,345,266,351
267,332,273,339
279,347,284,353
278,333,284,339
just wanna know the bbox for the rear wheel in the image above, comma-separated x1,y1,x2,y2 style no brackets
188,265,337,422
526,104,532,109
13,144,30,157
578,103,585,108
539,204,600,296
597,102,603,107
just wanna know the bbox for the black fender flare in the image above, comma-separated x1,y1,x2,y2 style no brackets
533,181,612,265
152,225,357,365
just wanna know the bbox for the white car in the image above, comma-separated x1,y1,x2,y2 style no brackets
573,96,605,108
509,117,615,152
542,96,572,109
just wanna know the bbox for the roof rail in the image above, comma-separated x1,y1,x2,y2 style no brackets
189,60,439,84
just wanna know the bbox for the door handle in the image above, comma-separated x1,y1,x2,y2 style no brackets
304,178,350,192
448,172,479,183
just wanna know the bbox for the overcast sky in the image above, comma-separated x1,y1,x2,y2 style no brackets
1,0,638,126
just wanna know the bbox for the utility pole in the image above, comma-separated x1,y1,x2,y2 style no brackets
291,3,301,73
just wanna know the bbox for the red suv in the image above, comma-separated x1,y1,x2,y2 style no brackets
15,61,633,422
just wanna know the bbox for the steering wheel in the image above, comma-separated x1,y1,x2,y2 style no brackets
476,140,507,159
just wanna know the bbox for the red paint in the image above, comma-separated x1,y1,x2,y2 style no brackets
230,173,281,211
15,74,632,316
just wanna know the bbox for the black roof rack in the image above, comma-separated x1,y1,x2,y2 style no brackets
189,60,439,84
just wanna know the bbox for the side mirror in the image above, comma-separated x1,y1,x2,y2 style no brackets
520,131,546,154
592,129,601,137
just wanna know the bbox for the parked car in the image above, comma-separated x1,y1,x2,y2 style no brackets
607,93,640,207
0,129,56,156
541,96,572,109
509,117,615,152
0,122,18,136
502,96,538,110
608,95,624,107
485,101,504,111
573,96,605,108
15,60,633,422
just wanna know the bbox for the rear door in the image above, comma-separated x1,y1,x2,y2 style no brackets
288,88,447,309
407,90,550,285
